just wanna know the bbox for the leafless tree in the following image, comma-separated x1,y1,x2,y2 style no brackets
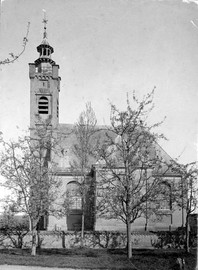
95,90,174,259
69,102,97,246
0,123,61,255
0,22,30,65
173,162,198,252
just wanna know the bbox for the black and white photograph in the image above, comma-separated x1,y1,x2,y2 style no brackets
0,0,198,269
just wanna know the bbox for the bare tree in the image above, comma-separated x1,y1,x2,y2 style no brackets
0,124,61,255
70,102,97,245
0,22,30,65
95,90,174,259
173,162,198,253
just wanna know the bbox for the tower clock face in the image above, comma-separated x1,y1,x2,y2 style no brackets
41,62,52,74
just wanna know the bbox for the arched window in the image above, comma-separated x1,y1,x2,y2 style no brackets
66,181,82,210
57,100,59,118
38,96,48,114
157,182,172,211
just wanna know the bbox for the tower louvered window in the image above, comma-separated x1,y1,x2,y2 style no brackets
38,96,49,114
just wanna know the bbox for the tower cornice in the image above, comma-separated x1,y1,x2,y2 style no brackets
35,57,55,66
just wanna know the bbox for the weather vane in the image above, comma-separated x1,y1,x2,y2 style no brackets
42,9,48,39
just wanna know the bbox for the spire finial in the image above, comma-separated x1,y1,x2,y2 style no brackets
42,9,48,39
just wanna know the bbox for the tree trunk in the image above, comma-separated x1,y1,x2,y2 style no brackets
31,228,37,256
185,214,190,253
80,192,85,247
126,218,132,259
37,229,41,254
62,231,66,248
81,212,85,247
18,235,23,249
31,219,38,256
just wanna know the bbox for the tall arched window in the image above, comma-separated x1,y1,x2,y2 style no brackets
38,96,48,114
57,99,59,118
67,181,82,210
157,182,172,211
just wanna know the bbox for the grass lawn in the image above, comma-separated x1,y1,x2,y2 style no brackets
0,248,196,270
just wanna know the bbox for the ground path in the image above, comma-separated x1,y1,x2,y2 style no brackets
0,266,103,270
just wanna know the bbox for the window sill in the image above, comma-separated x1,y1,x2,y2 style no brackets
156,209,172,215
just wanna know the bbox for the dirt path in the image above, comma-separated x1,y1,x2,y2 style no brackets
0,266,89,270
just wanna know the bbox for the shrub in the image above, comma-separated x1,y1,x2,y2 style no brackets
151,228,185,249
0,211,29,248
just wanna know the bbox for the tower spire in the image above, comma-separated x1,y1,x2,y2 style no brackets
42,9,48,41
34,12,55,67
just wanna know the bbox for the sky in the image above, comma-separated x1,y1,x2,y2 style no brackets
0,0,198,167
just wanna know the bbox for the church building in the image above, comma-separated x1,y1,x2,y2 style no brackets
29,20,185,233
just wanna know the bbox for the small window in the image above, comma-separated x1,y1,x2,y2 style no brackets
43,48,47,56
41,81,47,88
38,96,48,114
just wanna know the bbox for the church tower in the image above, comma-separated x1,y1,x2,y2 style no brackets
29,16,60,133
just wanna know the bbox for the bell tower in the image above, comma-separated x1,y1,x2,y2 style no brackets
29,14,60,133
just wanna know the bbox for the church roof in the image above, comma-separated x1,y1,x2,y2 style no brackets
58,123,74,134
56,123,111,171
55,123,179,177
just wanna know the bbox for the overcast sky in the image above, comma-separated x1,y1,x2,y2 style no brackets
0,0,198,165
